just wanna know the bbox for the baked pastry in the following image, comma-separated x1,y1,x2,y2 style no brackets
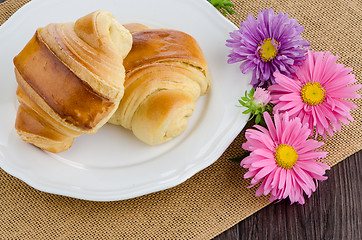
14,10,132,153
108,23,210,145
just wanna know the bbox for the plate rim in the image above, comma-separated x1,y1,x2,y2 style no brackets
0,0,251,201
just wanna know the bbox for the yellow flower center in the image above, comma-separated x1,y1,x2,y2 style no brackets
259,38,278,62
275,144,298,169
301,82,326,105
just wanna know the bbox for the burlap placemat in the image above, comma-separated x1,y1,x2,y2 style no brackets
0,0,361,239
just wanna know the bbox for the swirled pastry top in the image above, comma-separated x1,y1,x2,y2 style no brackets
108,23,211,145
39,10,132,100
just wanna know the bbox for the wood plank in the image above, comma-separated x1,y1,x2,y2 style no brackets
213,223,238,240
303,150,361,240
213,150,361,240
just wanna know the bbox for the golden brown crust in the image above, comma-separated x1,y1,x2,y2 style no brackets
123,29,208,75
13,10,132,152
123,23,150,34
16,87,81,138
15,105,74,153
15,87,75,153
14,31,115,130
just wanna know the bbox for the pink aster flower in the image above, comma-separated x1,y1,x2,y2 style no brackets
226,9,310,88
239,87,272,124
253,87,271,106
269,50,361,138
241,112,329,204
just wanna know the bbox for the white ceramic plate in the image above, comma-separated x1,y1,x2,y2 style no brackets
0,0,251,201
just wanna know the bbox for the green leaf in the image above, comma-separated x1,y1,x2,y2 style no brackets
238,101,247,107
242,109,252,114
208,0,235,16
255,114,261,124
248,90,254,98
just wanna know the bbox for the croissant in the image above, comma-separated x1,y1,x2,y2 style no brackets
13,10,132,153
108,23,211,145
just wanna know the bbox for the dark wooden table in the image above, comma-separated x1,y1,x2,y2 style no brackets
213,150,361,240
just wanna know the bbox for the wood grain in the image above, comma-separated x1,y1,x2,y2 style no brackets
214,150,362,240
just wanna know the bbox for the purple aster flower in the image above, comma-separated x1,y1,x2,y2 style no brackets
226,9,310,88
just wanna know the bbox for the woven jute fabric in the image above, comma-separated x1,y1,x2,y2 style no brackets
0,0,361,239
